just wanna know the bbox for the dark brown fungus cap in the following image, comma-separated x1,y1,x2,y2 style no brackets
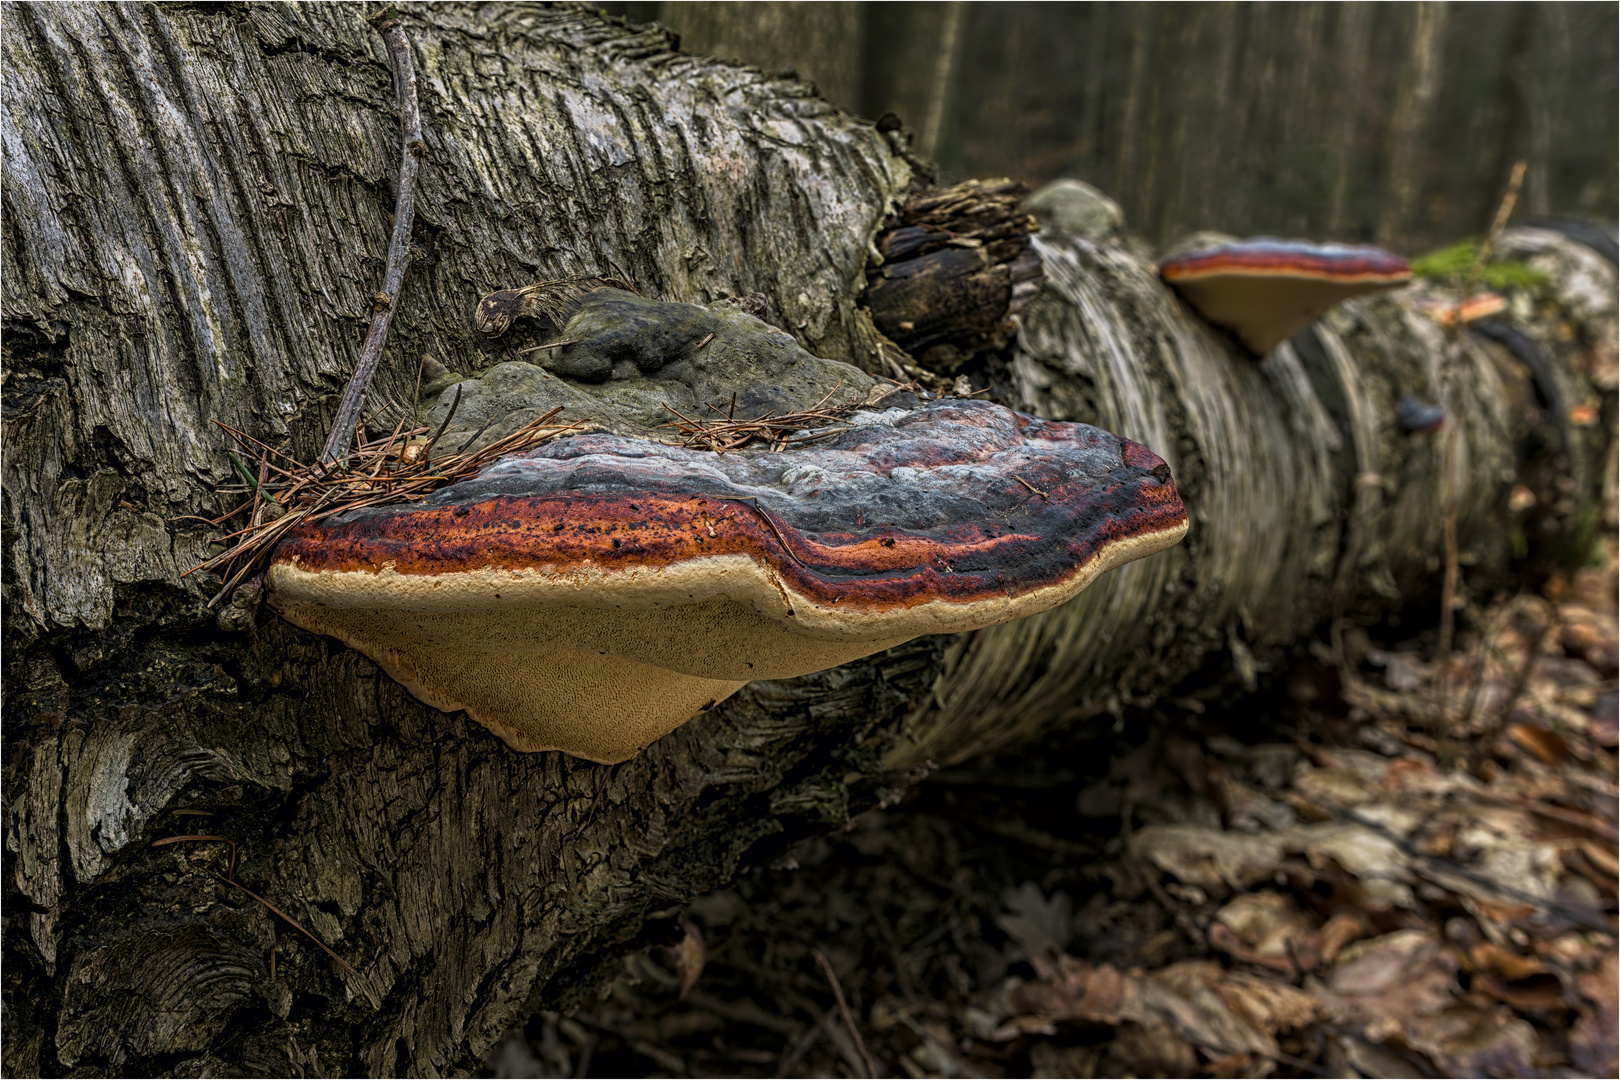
1160,239,1411,355
267,400,1189,763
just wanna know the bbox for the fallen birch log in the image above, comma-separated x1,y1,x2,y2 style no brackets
1,5,1611,1075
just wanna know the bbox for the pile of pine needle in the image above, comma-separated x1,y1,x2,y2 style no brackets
659,381,914,454
183,392,581,606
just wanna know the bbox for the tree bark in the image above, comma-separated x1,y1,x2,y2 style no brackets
2,4,1612,1077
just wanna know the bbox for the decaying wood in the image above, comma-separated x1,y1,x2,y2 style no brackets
1,4,1612,1077
863,178,1044,374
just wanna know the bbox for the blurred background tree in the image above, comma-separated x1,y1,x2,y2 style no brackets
614,2,1617,252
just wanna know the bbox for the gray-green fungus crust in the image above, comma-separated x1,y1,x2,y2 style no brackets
432,290,881,451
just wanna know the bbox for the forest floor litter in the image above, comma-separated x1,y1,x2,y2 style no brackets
488,529,1618,1079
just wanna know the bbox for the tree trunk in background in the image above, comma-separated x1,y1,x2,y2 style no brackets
1157,4,1202,241
661,1,862,110
1076,2,1112,182
1525,4,1572,219
1114,3,1153,199
916,1,964,162
1327,2,1373,236
644,1,1613,250
1377,2,1447,247
1478,3,1536,230
864,1,1617,252
1226,2,1276,240
859,1,955,144
2,4,1613,1077
1189,2,1237,236
1274,4,1324,234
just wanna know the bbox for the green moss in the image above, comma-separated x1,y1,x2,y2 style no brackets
1411,239,1550,292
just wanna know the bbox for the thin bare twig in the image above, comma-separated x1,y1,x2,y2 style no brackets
213,873,359,979
151,834,356,978
812,948,876,1079
516,337,583,355
1470,160,1529,287
418,383,463,462
687,493,811,569
320,8,423,466
1013,475,1049,500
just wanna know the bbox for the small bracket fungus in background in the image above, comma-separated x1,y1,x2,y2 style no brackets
1160,237,1412,355
1396,395,1447,434
267,400,1188,763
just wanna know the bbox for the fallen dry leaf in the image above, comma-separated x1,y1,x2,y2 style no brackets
1578,836,1619,879
1508,721,1573,764
1469,940,1549,982
1008,954,1125,1024
1101,1019,1201,1077
1315,929,1459,1025
1317,911,1371,964
1128,975,1278,1060
1475,970,1567,1012
1211,891,1314,956
1570,953,1620,1076
1293,765,1380,806
1589,691,1619,747
1406,1003,1541,1077
1283,821,1414,912
665,919,706,999
997,882,1073,960
1130,825,1283,893
1211,973,1321,1035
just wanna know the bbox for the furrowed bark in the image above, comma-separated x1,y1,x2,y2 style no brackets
2,4,1612,1077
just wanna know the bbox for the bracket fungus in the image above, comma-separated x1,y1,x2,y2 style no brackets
267,400,1188,763
1160,238,1411,355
